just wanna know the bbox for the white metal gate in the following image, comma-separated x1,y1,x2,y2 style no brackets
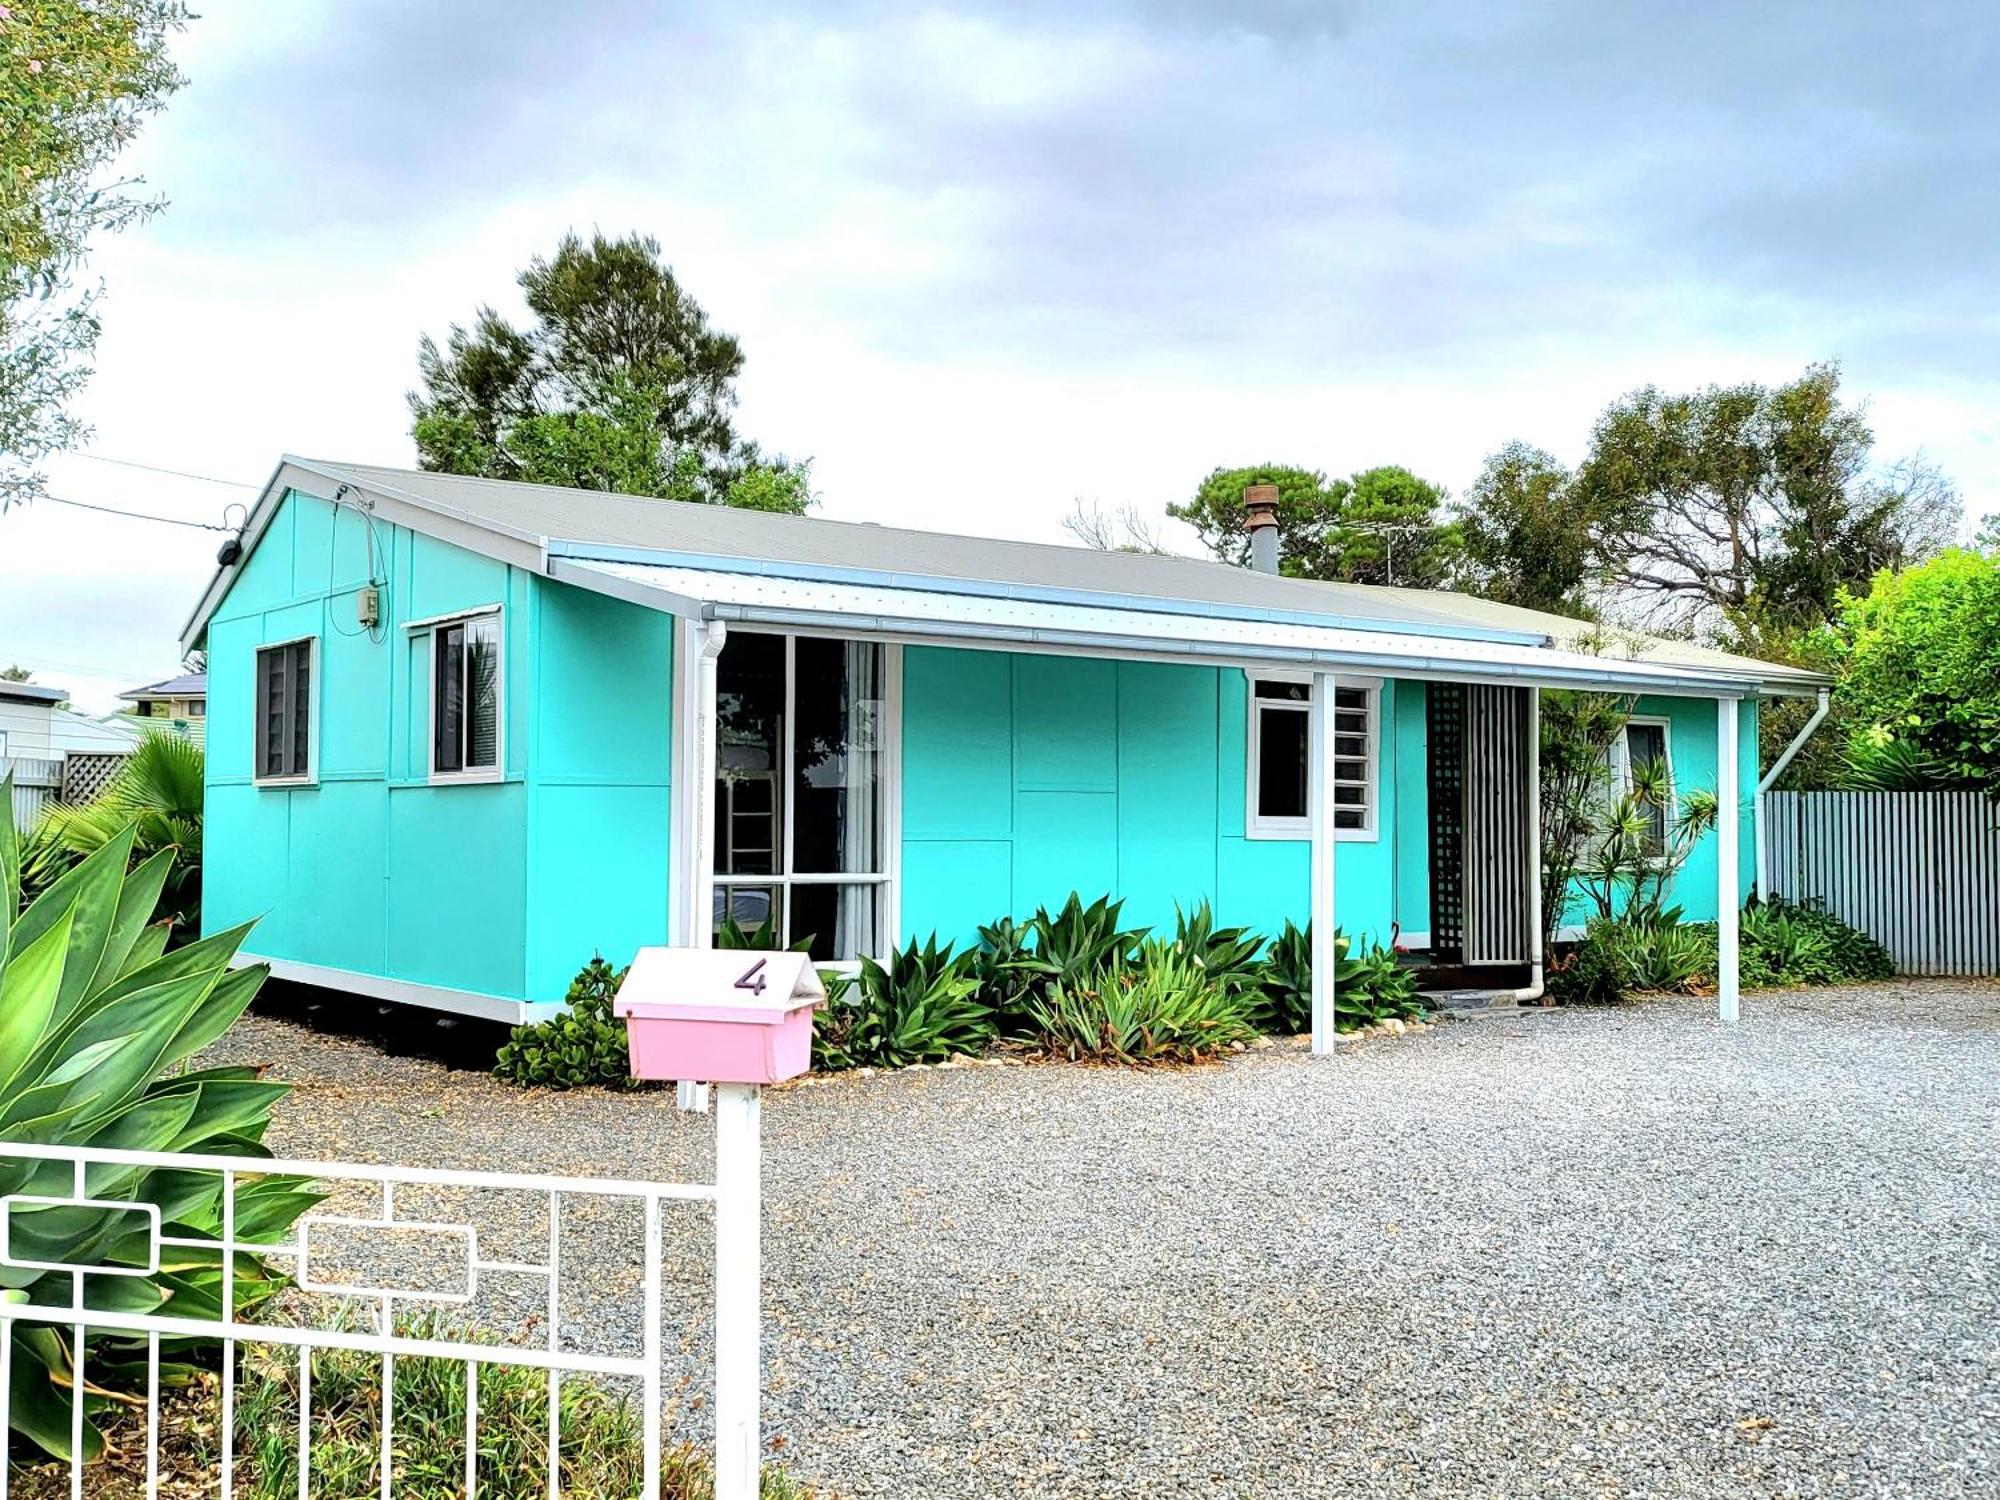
1765,790,2000,975
0,1141,724,1499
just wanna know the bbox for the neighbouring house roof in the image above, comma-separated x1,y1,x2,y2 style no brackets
120,671,206,703
0,682,67,706
182,456,1831,698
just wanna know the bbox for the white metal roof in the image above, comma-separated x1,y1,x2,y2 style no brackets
180,457,1830,697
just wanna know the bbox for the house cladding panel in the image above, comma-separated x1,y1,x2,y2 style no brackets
899,647,1410,948
203,488,676,1010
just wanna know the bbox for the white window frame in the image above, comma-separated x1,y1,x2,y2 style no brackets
711,630,902,962
1610,713,1674,860
417,605,505,785
251,635,318,788
1245,669,1379,842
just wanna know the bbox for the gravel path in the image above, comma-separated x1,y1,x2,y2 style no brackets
203,980,2000,1499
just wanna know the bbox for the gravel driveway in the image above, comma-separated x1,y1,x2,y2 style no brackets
204,980,2000,1499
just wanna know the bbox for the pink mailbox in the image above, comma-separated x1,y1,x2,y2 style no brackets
613,948,825,1086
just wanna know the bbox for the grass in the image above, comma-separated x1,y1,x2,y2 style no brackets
8,1320,811,1500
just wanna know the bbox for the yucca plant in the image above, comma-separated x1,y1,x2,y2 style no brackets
26,732,205,942
1,775,315,1461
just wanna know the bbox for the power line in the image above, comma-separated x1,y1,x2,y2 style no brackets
69,452,258,488
33,493,235,531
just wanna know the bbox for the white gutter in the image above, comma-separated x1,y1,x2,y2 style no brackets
1754,687,1832,895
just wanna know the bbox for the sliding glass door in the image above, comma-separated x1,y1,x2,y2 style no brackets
713,632,889,960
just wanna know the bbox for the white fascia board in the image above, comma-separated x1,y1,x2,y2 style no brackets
546,556,708,618
179,458,548,654
238,953,566,1026
563,558,1781,697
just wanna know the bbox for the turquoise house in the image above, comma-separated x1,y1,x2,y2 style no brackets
182,459,1827,1042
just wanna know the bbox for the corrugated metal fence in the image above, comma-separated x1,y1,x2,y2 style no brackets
1765,791,2000,975
3,755,62,831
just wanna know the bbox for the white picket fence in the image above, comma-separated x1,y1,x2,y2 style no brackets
0,1141,720,1500
1765,790,2000,975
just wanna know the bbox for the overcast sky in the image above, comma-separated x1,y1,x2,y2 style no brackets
3,0,1994,710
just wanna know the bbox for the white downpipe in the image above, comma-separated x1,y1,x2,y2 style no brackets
1309,670,1338,1053
1754,687,1830,896
712,1081,762,1500
678,620,729,1114
1510,687,1547,1002
1717,696,1742,1024
691,620,727,952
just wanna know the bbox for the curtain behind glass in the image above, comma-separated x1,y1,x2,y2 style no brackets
466,615,500,769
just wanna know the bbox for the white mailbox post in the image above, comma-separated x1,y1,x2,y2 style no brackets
614,949,823,1500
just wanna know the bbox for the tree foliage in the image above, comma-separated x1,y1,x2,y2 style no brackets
0,0,187,507
1453,442,1604,617
1575,363,1958,636
409,232,811,511
1169,463,1462,586
1828,548,2000,792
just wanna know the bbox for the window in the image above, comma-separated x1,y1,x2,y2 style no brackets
714,633,889,962
1611,717,1673,856
1246,674,1377,839
254,638,314,784
430,611,502,780
186,700,206,718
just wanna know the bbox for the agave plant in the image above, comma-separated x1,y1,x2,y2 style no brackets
1019,893,1148,993
1169,900,1264,996
1027,939,1258,1064
1,776,314,1461
27,731,205,942
812,934,992,1070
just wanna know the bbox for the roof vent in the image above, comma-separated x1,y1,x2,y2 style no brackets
1242,484,1280,574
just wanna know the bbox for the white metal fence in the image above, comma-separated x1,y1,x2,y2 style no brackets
0,1141,721,1500
1765,790,2000,975
2,757,61,831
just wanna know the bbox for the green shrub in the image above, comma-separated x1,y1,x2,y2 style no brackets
1834,547,2000,791
1602,909,1712,992
1,777,316,1462
25,732,205,943
1545,926,1626,1005
1553,896,1896,1005
493,957,635,1090
812,934,992,1070
1251,920,1426,1034
1026,938,1258,1063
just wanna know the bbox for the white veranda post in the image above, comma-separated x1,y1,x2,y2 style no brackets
712,1081,762,1500
688,618,763,1500
1716,695,1741,1023
1309,670,1338,1053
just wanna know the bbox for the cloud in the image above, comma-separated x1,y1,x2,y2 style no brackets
5,0,1994,709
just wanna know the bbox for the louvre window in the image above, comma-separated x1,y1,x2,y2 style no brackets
431,612,502,778
1247,675,1376,838
1611,718,1673,857
254,639,314,782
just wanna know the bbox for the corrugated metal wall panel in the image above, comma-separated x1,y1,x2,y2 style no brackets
1765,790,1999,976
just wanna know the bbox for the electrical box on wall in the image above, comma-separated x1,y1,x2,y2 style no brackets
356,585,380,629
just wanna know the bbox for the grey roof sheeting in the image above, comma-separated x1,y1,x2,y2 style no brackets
182,456,1828,693
120,672,206,701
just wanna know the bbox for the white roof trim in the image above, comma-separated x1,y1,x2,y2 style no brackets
181,458,1828,697
556,557,1798,698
